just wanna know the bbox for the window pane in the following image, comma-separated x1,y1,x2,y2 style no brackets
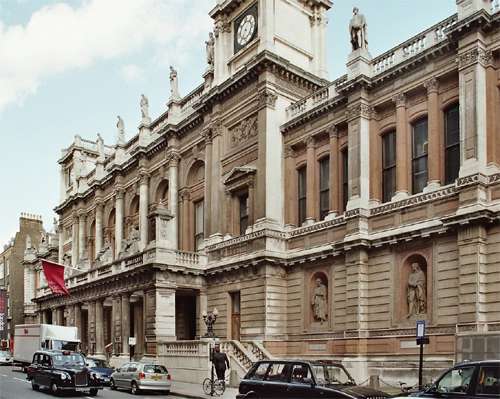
477,366,500,395
445,104,460,146
298,168,306,197
445,145,460,184
383,131,396,168
437,367,475,394
195,201,204,234
342,150,348,211
383,167,396,203
291,364,313,385
413,118,428,157
265,363,289,382
298,167,307,225
445,104,460,184
319,158,329,191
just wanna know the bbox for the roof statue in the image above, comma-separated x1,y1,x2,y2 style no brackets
116,115,125,145
169,66,180,100
206,32,215,67
96,133,105,162
349,7,368,51
140,94,150,123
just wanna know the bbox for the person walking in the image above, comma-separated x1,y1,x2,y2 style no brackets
211,343,230,383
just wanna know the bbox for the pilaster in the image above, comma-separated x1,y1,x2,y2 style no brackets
144,285,176,355
95,199,104,256
425,78,441,190
305,135,317,224
139,171,150,250
392,93,410,199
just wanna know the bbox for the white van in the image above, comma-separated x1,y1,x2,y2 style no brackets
13,324,80,368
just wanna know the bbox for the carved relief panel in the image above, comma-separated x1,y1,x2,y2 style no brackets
228,115,258,149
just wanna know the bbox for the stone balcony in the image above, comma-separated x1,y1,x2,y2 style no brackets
284,14,458,123
36,247,207,297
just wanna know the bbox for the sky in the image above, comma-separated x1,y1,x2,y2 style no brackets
0,0,456,247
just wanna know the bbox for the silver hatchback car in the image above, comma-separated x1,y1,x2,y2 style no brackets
110,362,171,394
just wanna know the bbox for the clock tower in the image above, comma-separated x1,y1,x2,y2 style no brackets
209,0,332,85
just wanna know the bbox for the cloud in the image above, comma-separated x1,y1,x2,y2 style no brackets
0,0,212,111
120,64,144,82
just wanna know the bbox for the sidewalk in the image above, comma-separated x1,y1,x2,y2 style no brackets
171,380,238,399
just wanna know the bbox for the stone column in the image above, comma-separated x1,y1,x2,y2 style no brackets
328,126,339,217
121,294,130,356
115,190,124,255
167,152,179,249
95,201,103,256
248,181,255,227
144,286,176,355
78,213,86,260
112,296,121,355
305,136,316,224
58,223,64,264
458,45,491,177
139,172,149,250
284,146,297,226
134,299,144,357
51,308,58,325
71,215,78,267
87,301,96,355
345,249,369,331
346,102,372,210
425,78,441,189
210,125,223,235
204,129,213,236
196,290,208,338
393,93,409,198
181,190,191,250
74,304,82,339
95,299,104,356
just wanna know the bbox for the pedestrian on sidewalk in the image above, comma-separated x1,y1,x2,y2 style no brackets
211,343,230,382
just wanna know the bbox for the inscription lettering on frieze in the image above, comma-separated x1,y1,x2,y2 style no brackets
126,253,143,267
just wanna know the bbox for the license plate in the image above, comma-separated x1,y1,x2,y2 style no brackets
151,375,161,380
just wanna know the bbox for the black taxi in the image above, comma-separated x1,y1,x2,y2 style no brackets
237,359,389,398
26,350,103,396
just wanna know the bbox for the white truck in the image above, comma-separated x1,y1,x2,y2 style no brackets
13,324,80,368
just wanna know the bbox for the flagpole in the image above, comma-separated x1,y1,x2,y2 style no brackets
40,259,81,271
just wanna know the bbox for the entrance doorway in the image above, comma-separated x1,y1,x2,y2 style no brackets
176,294,196,340
230,291,240,341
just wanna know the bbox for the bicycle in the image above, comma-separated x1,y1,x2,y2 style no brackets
202,370,227,396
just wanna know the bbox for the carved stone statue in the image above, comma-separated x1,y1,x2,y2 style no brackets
25,235,33,250
96,133,105,162
120,225,140,256
62,253,71,266
140,94,150,122
312,278,328,323
206,32,215,67
406,262,427,318
53,217,59,233
349,7,368,51
169,66,180,100
96,237,113,264
116,115,125,145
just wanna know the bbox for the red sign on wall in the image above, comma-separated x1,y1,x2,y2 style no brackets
0,289,7,340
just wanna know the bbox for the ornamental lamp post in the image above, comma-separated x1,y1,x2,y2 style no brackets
202,307,218,338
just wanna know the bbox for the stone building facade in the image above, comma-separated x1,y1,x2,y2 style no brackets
32,0,500,384
0,214,45,344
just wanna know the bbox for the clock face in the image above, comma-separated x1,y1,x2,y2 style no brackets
237,14,256,47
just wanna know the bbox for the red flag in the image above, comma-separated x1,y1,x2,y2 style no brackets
41,260,69,296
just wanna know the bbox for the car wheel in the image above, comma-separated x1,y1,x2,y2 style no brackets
89,388,98,396
110,378,117,390
131,381,140,395
31,380,39,391
50,381,59,396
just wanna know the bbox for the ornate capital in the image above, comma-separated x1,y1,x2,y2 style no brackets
179,188,190,201
458,47,493,70
305,135,315,149
392,93,406,108
284,145,296,158
257,89,278,109
166,150,181,167
114,188,125,200
327,124,339,139
214,16,230,37
139,170,150,185
346,103,374,121
201,128,213,145
424,77,439,94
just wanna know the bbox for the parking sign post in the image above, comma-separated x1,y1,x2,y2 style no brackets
416,320,429,389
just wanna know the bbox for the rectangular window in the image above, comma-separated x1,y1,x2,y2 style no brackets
341,149,348,211
445,104,460,184
238,193,249,236
412,118,428,194
319,157,330,220
194,200,204,250
382,131,396,202
297,167,307,225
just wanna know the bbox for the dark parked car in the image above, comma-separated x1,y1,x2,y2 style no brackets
237,359,390,398
26,350,103,396
397,360,500,399
85,356,114,386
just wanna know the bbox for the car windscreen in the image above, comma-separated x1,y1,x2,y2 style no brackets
52,354,85,367
143,365,168,374
0,351,10,356
52,340,79,351
312,364,354,385
86,358,106,368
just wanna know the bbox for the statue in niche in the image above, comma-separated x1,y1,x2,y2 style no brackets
169,66,180,100
120,225,140,256
140,94,150,121
62,253,71,266
349,7,368,51
206,32,215,67
406,262,427,318
311,277,328,323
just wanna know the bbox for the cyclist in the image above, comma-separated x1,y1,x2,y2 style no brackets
211,343,230,384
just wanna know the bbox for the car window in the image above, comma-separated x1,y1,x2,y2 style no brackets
265,363,289,382
144,365,168,374
437,366,475,394
42,355,51,367
247,363,270,381
291,364,313,385
476,365,500,395
86,359,98,367
128,364,138,372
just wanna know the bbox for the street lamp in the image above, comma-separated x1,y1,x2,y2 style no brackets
202,307,218,338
